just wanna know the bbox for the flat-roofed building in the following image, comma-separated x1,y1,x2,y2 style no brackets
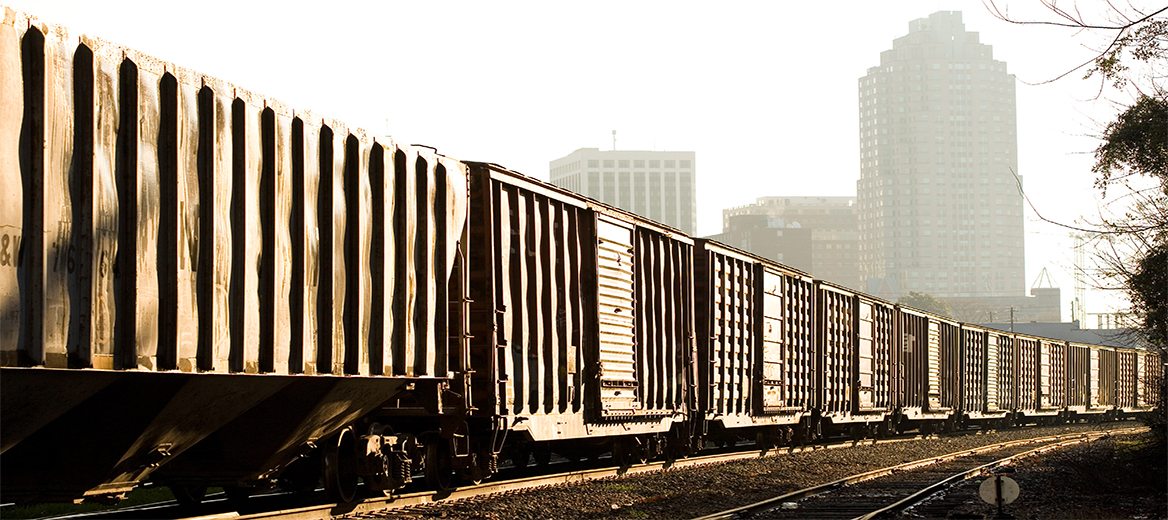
549,148,696,235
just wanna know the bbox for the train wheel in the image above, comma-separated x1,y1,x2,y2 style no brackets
425,437,456,490
613,438,647,467
512,444,531,469
533,445,552,467
171,485,206,506
322,428,358,503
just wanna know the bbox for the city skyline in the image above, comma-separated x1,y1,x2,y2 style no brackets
11,0,1153,322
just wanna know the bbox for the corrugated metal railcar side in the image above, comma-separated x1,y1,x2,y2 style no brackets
815,282,853,423
1116,348,1138,411
693,240,814,433
759,257,816,418
1,10,466,502
1014,334,1041,417
1041,339,1068,413
1065,342,1099,416
465,163,692,445
1136,349,1163,411
896,306,960,424
1065,341,1107,413
992,331,1017,414
959,324,1007,421
855,293,895,417
815,282,891,428
1095,345,1118,411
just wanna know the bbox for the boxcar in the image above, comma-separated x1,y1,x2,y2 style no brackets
1134,349,1163,413
958,324,1010,427
1,13,468,503
1114,346,1162,417
988,329,1018,425
693,240,816,447
1065,342,1113,420
1010,334,1061,424
463,162,694,468
895,306,961,432
815,281,895,438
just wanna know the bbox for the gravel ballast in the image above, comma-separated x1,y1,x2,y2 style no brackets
353,422,1151,520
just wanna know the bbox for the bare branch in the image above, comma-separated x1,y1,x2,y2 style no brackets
984,1,1168,30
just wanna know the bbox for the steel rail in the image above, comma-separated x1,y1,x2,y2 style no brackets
850,432,1118,520
39,426,1123,520
194,433,938,520
690,426,1142,520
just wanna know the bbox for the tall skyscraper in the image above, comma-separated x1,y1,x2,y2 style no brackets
857,11,1024,300
549,148,696,235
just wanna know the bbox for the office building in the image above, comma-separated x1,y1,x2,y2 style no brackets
706,214,815,274
549,148,696,235
720,196,860,289
857,11,1025,301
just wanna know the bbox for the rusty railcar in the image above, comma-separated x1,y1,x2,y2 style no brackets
895,307,961,432
464,162,693,467
1134,349,1163,413
958,324,1009,426
1010,334,1061,424
693,240,816,446
1064,342,1115,419
814,281,895,437
1,10,469,504
1041,338,1069,416
990,330,1017,420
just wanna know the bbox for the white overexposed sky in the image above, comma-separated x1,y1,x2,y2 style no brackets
9,0,1159,322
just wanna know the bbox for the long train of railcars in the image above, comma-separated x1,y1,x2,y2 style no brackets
1,8,1162,506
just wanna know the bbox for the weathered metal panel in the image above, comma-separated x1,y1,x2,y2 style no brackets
1066,343,1090,409
816,282,853,415
898,308,928,411
596,217,639,414
985,333,1000,412
856,295,893,413
1037,339,1052,409
197,75,234,373
1136,350,1161,409
1096,347,1116,408
927,320,941,410
960,325,987,414
702,244,752,417
1117,349,1137,409
634,226,689,416
994,333,1015,411
0,9,468,502
764,263,815,414
896,307,955,415
760,266,783,411
935,319,960,412
471,167,589,421
1016,335,1040,412
1040,339,1066,410
0,8,24,360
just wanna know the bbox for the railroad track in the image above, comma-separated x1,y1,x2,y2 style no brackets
693,427,1139,520
35,426,1138,520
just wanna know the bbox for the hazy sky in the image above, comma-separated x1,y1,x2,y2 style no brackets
9,0,1157,321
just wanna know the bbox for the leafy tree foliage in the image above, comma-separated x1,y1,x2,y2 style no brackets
1092,95,1167,195
896,291,953,318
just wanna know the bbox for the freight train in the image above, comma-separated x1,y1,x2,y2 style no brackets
1,8,1162,506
